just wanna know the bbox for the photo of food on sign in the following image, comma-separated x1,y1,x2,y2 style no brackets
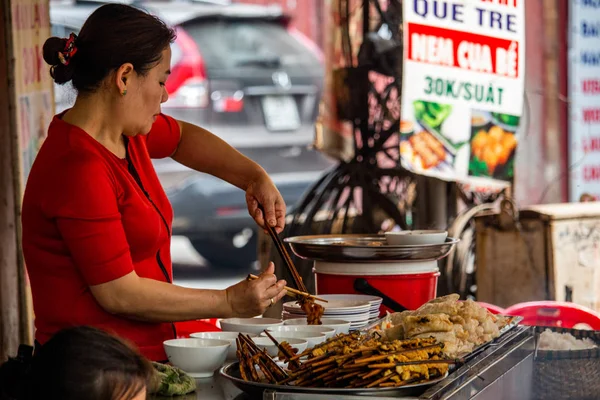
469,111,519,180
399,99,519,182
399,100,470,175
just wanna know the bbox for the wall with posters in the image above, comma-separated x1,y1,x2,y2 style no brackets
399,0,525,184
12,0,54,184
9,0,53,346
569,0,600,201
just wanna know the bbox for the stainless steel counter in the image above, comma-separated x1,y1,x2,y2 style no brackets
151,375,248,400
420,325,534,400
153,326,535,400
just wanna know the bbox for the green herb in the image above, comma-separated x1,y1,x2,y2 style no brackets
150,362,196,396
505,158,514,178
469,157,490,177
413,100,452,129
491,112,520,127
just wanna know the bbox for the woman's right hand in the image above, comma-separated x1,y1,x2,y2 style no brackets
225,262,287,317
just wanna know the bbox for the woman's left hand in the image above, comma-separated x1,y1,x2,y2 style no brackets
246,172,286,233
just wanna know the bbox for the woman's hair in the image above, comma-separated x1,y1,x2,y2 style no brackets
0,326,154,400
42,3,176,93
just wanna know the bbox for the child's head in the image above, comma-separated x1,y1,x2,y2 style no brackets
1,326,153,400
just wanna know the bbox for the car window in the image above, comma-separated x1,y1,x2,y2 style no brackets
51,24,68,38
181,20,319,69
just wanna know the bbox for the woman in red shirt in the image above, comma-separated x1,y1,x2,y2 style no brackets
22,4,287,361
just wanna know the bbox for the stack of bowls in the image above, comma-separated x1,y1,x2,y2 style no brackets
219,317,284,335
282,294,383,329
190,331,256,361
284,318,352,335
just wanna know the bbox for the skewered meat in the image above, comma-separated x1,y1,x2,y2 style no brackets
298,296,324,325
236,332,456,388
236,334,288,383
277,341,301,371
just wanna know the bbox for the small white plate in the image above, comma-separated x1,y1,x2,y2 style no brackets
283,300,371,314
283,311,371,323
283,309,373,317
385,230,448,246
307,294,383,305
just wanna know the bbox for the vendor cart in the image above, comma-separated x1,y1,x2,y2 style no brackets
153,325,535,400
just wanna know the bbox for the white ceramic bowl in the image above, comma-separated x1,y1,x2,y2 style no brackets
220,318,283,335
284,318,352,335
264,331,326,348
252,337,308,358
163,338,230,378
267,325,336,340
190,331,256,360
385,230,448,246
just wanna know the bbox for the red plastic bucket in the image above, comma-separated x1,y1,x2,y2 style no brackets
314,261,440,313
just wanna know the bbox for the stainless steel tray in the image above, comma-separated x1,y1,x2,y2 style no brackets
219,362,447,398
285,235,459,263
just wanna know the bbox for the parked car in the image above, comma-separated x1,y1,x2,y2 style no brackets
50,0,334,274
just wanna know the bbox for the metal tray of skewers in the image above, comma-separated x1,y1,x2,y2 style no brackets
219,332,452,397
219,314,524,397
220,363,448,397
284,235,459,263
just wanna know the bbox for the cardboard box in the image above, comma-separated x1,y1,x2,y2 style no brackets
476,203,600,311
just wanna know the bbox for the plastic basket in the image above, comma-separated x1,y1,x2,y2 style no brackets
532,326,600,400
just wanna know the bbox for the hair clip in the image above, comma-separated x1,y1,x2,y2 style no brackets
58,33,78,66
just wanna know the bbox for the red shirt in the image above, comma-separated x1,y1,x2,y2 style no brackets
22,113,181,361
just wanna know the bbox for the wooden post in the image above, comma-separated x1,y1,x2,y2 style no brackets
541,0,565,204
0,0,24,360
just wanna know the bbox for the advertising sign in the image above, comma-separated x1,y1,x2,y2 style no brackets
569,0,600,201
400,0,525,184
12,0,54,184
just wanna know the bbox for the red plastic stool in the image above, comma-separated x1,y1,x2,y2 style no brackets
477,302,506,315
175,319,221,338
504,301,600,330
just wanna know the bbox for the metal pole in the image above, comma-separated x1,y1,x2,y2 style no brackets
415,177,455,230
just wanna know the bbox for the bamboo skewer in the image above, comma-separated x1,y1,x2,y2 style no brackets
350,344,444,365
236,331,458,389
238,333,289,380
361,368,384,379
289,336,374,362
367,358,463,369
262,330,301,370
247,274,328,302
366,372,398,388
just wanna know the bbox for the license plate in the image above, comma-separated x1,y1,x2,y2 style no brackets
261,95,301,132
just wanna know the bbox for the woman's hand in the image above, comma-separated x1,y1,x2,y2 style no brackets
246,172,286,233
225,263,287,317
